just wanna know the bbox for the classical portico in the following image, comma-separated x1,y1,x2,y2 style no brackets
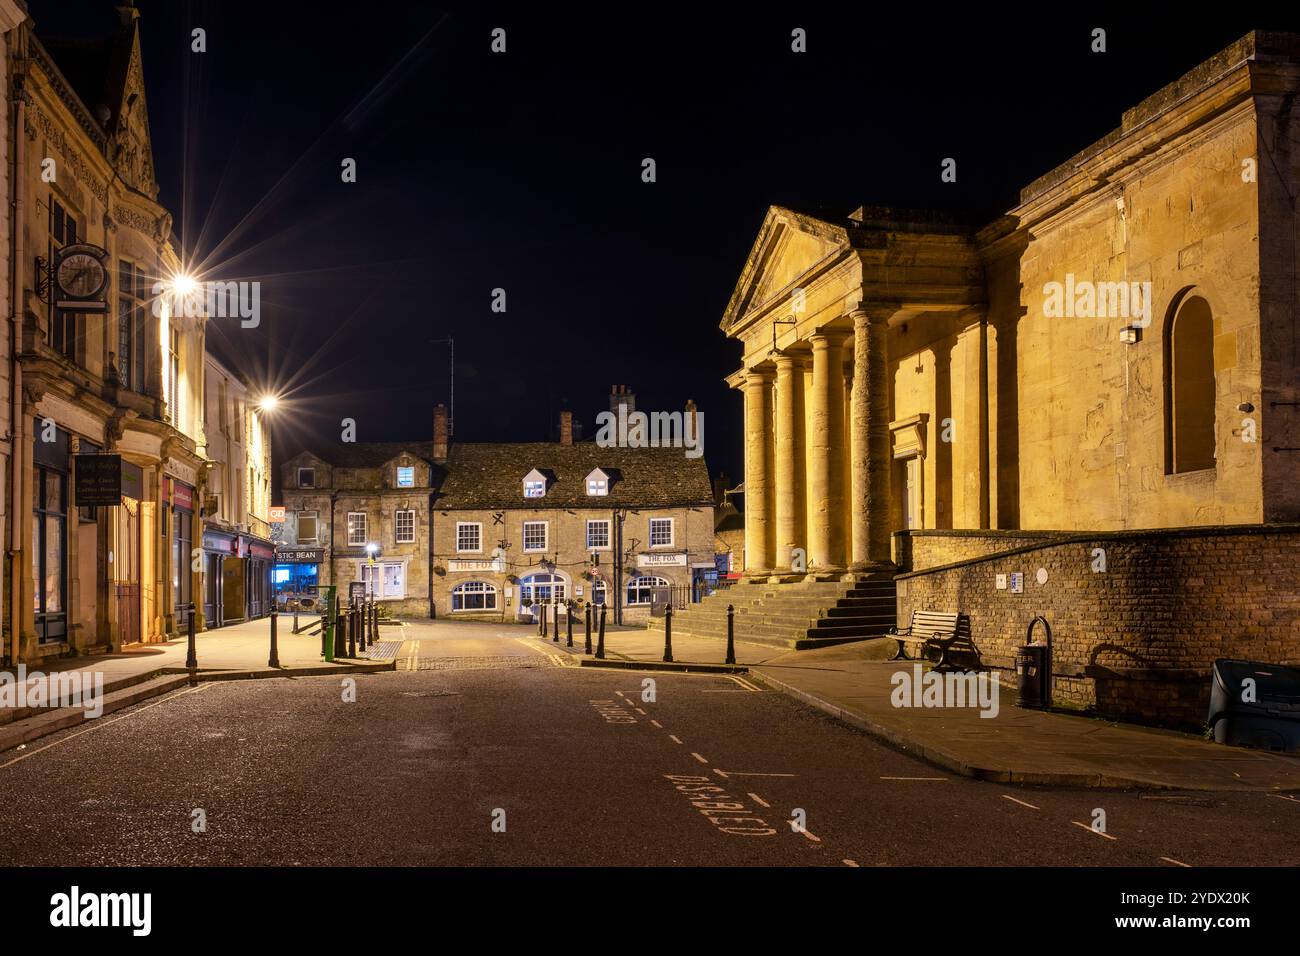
723,205,988,580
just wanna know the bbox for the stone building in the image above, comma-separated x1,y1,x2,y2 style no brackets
199,354,273,627
277,402,716,623
278,430,443,618
716,32,1300,725
4,5,206,664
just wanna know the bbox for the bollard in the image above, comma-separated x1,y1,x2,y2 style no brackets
553,602,560,643
357,606,367,654
323,587,336,662
292,605,300,634
596,603,606,659
347,606,357,658
370,601,378,643
269,609,280,668
541,603,548,638
725,604,736,665
566,603,574,648
334,605,347,659
185,607,197,669
663,602,674,662
585,604,593,655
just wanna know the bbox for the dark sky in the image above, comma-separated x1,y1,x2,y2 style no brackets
28,2,1287,486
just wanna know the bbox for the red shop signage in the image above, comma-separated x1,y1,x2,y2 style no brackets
172,482,195,511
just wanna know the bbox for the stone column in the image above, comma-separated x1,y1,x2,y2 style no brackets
742,368,775,576
808,331,848,574
850,306,895,569
773,352,807,574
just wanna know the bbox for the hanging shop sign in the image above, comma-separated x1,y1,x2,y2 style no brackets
74,454,144,506
269,506,286,523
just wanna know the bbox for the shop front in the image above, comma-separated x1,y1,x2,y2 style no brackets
165,478,196,631
273,547,323,613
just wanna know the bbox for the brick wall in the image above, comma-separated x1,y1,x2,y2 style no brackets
895,530,1068,571
896,524,1300,728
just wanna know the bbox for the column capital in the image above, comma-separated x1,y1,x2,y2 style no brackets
772,350,809,371
809,328,851,350
850,302,902,326
743,366,776,385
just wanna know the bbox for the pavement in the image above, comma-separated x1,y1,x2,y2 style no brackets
537,620,1300,792
2,618,1298,866
0,615,395,751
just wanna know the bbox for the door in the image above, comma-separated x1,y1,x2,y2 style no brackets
904,457,921,530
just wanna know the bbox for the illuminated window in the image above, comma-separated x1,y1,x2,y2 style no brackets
627,575,669,605
396,466,414,487
347,512,367,547
523,521,548,552
1165,292,1217,474
649,518,673,547
452,580,497,611
395,509,416,544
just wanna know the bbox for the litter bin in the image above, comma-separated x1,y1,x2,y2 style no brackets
1208,659,1300,752
1015,644,1046,709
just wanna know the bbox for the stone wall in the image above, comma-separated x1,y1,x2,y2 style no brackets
894,530,1067,572
896,524,1300,728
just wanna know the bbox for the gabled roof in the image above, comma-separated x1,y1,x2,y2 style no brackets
306,441,436,470
434,443,712,511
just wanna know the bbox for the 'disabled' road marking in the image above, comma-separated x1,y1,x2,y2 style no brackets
1001,794,1041,810
634,708,647,715
798,828,822,844
1071,821,1117,841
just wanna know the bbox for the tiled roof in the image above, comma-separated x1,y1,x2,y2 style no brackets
309,442,436,469
433,443,712,510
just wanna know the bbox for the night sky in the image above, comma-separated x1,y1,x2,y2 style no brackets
28,2,1282,486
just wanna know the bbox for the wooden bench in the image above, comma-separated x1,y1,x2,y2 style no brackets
888,610,977,672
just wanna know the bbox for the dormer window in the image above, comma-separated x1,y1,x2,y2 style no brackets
396,465,414,488
585,468,610,496
523,468,548,499
298,467,315,489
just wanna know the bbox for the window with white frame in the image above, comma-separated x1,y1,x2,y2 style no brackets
649,518,674,547
361,562,405,599
396,466,414,487
298,467,315,488
522,521,548,552
586,519,610,550
627,575,669,605
297,511,319,542
395,509,416,544
587,478,607,495
524,479,545,498
456,522,482,553
347,511,368,546
591,579,608,605
452,580,497,611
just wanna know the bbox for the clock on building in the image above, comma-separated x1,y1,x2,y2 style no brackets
54,243,109,302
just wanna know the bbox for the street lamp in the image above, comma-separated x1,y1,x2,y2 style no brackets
257,394,279,412
365,542,379,600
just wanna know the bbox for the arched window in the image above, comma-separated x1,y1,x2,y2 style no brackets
1165,292,1217,474
626,575,669,606
451,580,497,611
519,572,566,603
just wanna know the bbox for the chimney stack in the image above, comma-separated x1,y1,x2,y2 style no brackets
610,384,636,417
432,404,449,462
559,410,573,445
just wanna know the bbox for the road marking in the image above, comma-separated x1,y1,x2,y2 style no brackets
798,828,822,843
615,691,625,698
1071,821,1117,841
1160,856,1191,867
669,735,683,744
714,770,797,779
1001,794,1040,810
650,719,663,728
724,675,761,691
1268,793,1300,804
691,752,709,765
880,776,947,781
1,684,212,769
634,708,647,715
843,859,860,867
748,792,770,808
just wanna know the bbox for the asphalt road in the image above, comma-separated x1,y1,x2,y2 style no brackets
1,620,1296,866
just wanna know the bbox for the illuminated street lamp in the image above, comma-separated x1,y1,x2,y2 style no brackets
257,394,279,412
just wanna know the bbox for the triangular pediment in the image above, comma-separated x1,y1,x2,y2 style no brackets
721,206,850,330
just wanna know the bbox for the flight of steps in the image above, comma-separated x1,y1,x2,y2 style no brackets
644,574,897,650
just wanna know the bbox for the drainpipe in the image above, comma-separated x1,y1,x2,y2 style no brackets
9,65,26,666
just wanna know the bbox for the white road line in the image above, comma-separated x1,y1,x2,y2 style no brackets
713,770,797,778
1001,794,1041,810
880,776,947,781
650,720,663,728
634,708,647,715
1,684,212,769
1071,821,1118,841
1160,856,1191,867
615,691,625,698
691,752,709,765
669,735,683,745
748,792,771,808
1268,793,1300,804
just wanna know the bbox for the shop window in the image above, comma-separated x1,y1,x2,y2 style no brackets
452,580,497,611
627,575,669,606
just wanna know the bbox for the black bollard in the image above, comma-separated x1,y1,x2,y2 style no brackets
269,609,280,668
347,606,357,658
663,602,674,662
596,603,606,659
334,606,347,659
357,606,367,653
185,607,197,669
292,604,300,634
552,602,560,643
726,604,736,665
541,603,548,638
370,601,378,643
566,603,574,648
585,604,592,655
